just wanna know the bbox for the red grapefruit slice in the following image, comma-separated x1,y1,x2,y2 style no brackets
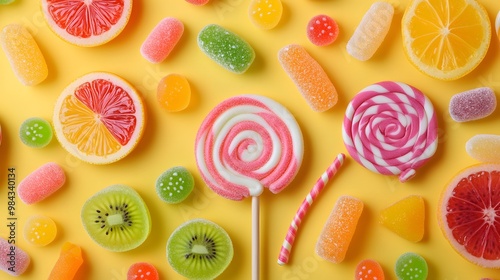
53,72,145,164
41,0,132,47
438,164,500,268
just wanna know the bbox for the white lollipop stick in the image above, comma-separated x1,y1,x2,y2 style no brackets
252,196,260,280
277,153,346,265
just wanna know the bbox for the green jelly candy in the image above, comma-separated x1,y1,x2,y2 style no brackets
0,0,15,5
19,117,53,148
197,24,255,74
156,166,194,204
395,252,428,280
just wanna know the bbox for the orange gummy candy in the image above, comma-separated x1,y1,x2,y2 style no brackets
379,195,425,242
278,44,338,112
315,195,363,263
48,242,83,280
355,259,385,280
157,74,191,112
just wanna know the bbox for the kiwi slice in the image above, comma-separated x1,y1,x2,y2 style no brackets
167,218,233,280
81,184,151,252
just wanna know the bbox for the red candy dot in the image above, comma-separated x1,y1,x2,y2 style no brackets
307,14,339,46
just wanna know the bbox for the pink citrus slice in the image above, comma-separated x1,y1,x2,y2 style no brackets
53,72,145,164
41,0,132,47
438,164,500,268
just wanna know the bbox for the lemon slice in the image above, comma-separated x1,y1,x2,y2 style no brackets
402,0,491,80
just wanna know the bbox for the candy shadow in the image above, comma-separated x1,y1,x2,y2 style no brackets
344,200,372,262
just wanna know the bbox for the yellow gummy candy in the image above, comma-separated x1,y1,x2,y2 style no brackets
379,195,425,242
248,0,283,30
466,134,500,163
157,74,191,112
0,24,48,86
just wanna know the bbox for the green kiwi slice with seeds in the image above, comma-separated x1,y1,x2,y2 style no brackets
81,184,151,252
167,218,233,280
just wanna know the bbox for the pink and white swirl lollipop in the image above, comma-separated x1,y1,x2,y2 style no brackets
342,81,438,182
195,94,303,279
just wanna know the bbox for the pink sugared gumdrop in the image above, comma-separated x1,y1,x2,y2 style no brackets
449,87,496,122
185,0,209,5
0,237,30,276
140,18,184,64
307,14,339,46
18,162,66,204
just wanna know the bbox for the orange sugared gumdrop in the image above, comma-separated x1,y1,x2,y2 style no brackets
379,195,425,242
157,74,191,112
315,195,363,263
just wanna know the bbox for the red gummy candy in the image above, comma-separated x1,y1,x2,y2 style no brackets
307,14,339,46
127,262,159,280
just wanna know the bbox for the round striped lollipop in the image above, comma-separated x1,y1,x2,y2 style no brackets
342,81,438,182
195,94,304,200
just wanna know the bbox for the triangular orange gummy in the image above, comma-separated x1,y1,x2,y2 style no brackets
379,195,425,242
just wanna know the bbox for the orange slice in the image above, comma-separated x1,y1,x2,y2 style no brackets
402,0,491,80
53,72,145,164
438,164,500,268
41,0,132,47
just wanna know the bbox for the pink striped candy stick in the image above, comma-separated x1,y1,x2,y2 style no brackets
277,153,346,265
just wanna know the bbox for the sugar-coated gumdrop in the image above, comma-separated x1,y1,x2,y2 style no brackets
18,162,66,204
496,11,500,40
248,0,283,30
24,215,57,246
466,134,500,163
278,44,338,112
0,24,48,85
379,195,425,242
48,242,83,280
346,2,394,61
127,262,159,280
449,87,496,122
140,17,184,63
395,252,428,280
355,259,385,280
307,14,339,46
198,24,255,74
19,117,53,148
185,0,209,5
157,74,191,112
0,237,30,276
156,166,194,203
315,195,363,263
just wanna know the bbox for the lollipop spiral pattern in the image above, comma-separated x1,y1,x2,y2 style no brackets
195,94,304,200
342,81,438,182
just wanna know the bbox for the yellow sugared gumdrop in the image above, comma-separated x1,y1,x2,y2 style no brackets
157,74,191,112
379,195,425,242
248,0,283,30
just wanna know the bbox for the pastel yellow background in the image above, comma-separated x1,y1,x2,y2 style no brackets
0,0,499,279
